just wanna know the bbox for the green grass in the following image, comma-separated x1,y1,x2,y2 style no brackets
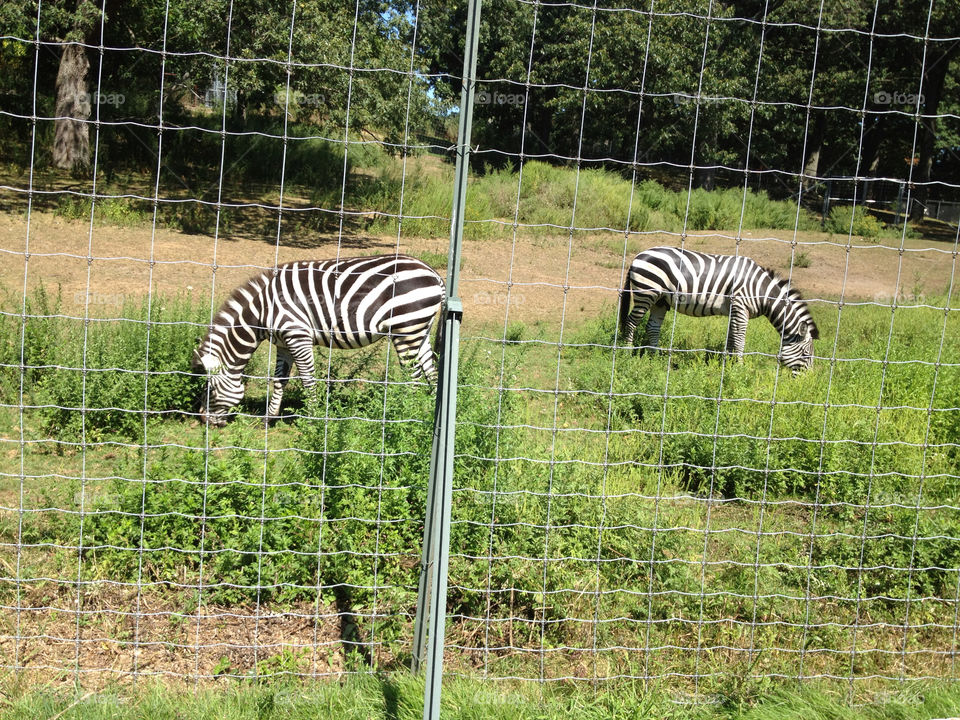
363,160,824,239
42,148,830,240
823,205,913,242
1,286,958,695
55,195,153,227
2,677,959,719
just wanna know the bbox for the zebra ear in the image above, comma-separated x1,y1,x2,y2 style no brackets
193,352,221,374
809,323,820,340
202,354,222,374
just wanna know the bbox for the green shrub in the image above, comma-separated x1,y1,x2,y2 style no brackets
55,196,150,226
825,205,885,239
30,294,206,442
565,301,959,506
79,428,315,605
0,284,62,403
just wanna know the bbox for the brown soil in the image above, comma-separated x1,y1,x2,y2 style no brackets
1,212,956,334
0,584,346,690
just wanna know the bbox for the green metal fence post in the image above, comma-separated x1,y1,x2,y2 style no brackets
411,1,482,718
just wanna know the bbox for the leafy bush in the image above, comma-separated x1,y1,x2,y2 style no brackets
29,293,205,442
0,283,62,403
825,205,885,239
565,302,959,506
79,428,316,605
69,346,521,611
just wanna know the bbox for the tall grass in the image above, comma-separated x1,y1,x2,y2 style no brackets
3,287,958,687
365,160,822,238
40,145,829,240
4,676,960,720
0,286,206,442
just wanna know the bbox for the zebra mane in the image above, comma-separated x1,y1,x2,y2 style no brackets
760,265,819,339
194,271,270,365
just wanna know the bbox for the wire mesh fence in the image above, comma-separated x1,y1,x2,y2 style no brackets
0,0,958,706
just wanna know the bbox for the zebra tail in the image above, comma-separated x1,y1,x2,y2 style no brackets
432,284,448,369
433,308,446,367
618,274,633,339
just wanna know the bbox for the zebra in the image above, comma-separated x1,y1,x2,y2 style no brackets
192,254,446,425
618,246,818,372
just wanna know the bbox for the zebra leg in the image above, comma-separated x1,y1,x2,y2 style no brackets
725,299,749,362
391,329,436,385
266,351,293,419
641,303,668,356
622,294,655,351
284,334,318,403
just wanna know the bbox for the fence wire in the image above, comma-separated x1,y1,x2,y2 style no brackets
0,0,958,705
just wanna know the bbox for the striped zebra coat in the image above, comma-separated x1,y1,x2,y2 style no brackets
192,254,445,425
619,246,819,372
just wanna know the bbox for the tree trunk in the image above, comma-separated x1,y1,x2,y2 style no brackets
861,115,885,202
52,42,91,171
694,123,717,190
801,111,826,195
910,46,956,222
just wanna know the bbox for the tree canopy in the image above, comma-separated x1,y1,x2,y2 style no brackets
1,0,956,209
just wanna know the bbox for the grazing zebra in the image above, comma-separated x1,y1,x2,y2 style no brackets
618,246,818,372
192,254,445,425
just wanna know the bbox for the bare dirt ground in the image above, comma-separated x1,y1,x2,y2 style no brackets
0,210,957,334
0,586,346,688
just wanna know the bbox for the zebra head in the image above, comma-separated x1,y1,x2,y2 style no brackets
191,346,244,426
778,322,819,374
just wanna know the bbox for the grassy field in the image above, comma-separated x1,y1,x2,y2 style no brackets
3,675,960,719
0,143,958,712
0,279,958,699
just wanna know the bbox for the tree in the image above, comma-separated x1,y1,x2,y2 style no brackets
52,0,101,171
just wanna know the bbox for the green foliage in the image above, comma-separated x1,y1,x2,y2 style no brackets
0,284,61,400
291,345,520,647
80,429,320,605
6,675,960,720
8,283,960,684
22,291,205,442
570,303,959,505
365,160,819,239
824,205,886,240
55,196,151,227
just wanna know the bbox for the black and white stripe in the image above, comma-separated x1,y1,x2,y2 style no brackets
192,254,445,424
618,246,819,372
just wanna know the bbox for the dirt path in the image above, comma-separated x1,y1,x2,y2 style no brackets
1,211,956,333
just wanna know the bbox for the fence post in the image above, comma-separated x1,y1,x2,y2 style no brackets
411,0,482,717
